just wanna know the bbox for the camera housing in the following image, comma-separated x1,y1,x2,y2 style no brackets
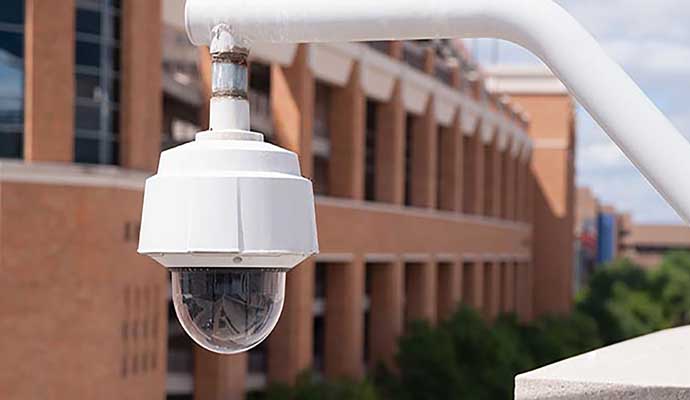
138,130,318,269
138,129,318,353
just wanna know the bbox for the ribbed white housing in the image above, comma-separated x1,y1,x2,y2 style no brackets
138,133,319,269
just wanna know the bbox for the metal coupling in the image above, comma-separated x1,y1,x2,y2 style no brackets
211,48,249,100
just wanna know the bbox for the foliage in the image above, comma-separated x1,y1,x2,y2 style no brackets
576,258,668,344
256,252,690,400
575,253,690,344
650,252,690,326
250,372,380,400
518,311,601,367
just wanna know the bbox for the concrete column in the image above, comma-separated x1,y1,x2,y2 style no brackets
409,101,438,208
438,115,463,211
120,0,162,171
368,261,405,370
324,259,365,380
462,261,484,311
515,261,534,323
501,262,516,314
24,0,75,162
329,65,366,199
376,82,406,205
267,260,314,384
194,348,247,400
405,262,438,324
437,261,463,321
271,45,314,178
483,261,501,320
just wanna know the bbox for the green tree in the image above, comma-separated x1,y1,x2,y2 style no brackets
576,258,667,344
650,251,690,326
520,311,601,367
392,320,464,400
251,372,380,400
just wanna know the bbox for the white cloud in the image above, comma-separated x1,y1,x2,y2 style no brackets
578,142,627,170
558,0,690,42
604,39,690,78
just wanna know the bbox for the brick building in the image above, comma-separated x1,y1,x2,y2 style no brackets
574,187,690,271
0,1,576,399
573,187,635,286
619,224,690,268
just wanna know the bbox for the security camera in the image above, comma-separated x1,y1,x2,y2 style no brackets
138,45,318,354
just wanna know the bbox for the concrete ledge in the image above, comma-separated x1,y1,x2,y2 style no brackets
515,326,690,399
0,159,150,190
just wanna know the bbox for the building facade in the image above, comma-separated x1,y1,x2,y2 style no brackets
619,224,690,269
575,186,690,271
0,1,576,400
0,1,168,399
573,187,635,287
486,65,577,316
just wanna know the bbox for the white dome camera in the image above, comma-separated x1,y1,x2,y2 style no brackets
138,47,318,354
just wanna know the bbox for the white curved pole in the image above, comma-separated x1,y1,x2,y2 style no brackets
186,0,690,223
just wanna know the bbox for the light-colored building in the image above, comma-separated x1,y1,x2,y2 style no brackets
0,1,577,399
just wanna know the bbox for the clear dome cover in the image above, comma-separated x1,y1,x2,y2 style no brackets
171,268,286,354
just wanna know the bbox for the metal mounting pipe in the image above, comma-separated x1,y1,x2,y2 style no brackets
208,47,251,131
186,0,690,223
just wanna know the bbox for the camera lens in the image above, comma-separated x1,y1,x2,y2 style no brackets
171,268,286,354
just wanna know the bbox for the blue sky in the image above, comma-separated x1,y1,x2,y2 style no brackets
467,0,690,224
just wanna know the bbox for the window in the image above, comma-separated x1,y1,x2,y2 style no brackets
462,134,475,214
435,59,454,86
436,127,447,210
363,265,373,369
482,262,495,318
483,142,494,216
502,148,511,219
249,62,274,141
404,115,415,206
74,0,121,165
0,0,24,158
364,100,378,201
403,41,427,72
462,262,475,306
248,341,268,375
312,263,328,374
313,82,332,196
366,41,390,55
499,262,509,314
